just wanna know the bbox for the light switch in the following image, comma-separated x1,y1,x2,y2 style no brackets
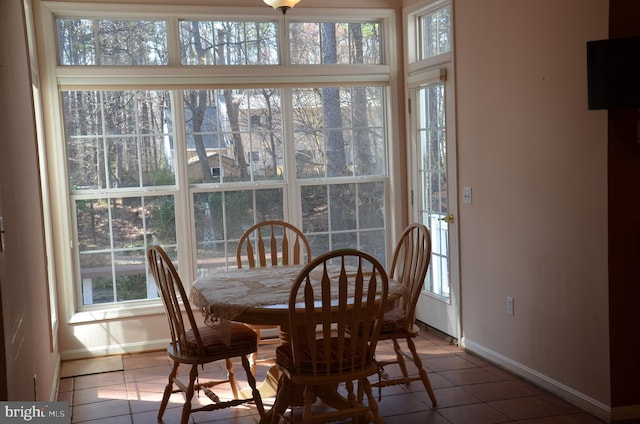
462,186,472,204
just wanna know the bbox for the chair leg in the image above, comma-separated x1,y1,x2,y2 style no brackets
392,336,409,378
158,361,178,420
302,384,315,423
241,355,265,417
251,328,261,375
344,380,360,405
224,357,239,399
361,377,383,424
271,375,293,424
406,336,437,407
180,364,198,424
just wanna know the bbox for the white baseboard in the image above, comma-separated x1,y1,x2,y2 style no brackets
462,337,613,422
60,339,168,361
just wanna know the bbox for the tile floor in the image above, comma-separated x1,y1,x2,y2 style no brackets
58,327,606,424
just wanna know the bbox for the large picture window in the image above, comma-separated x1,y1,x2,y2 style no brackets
47,6,394,310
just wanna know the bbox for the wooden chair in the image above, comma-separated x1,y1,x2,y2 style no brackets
236,220,311,269
373,223,437,407
147,245,265,424
236,220,312,374
271,249,388,423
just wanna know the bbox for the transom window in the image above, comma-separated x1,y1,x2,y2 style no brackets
419,4,451,60
49,8,393,310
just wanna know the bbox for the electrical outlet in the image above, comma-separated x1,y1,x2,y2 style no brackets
506,296,514,316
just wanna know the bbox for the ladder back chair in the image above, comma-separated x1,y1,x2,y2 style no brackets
271,249,388,423
236,220,312,374
373,223,437,407
148,245,265,424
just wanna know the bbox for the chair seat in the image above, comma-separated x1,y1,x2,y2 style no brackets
182,322,258,358
379,307,407,334
276,338,368,374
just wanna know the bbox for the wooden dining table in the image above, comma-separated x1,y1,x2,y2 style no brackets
189,264,405,423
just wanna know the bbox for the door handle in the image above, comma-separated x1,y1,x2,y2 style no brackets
439,213,455,224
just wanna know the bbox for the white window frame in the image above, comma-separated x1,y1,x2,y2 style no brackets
35,2,402,323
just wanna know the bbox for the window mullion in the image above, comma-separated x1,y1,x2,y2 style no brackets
279,14,289,65
167,17,182,67
282,87,299,228
171,90,195,286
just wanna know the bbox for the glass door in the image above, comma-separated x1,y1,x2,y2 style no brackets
410,80,460,340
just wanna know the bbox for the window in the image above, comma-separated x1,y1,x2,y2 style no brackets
180,20,278,65
419,4,451,60
247,151,260,164
43,5,395,311
57,18,169,66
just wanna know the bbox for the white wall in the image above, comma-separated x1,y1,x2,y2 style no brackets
0,0,60,401
453,0,610,414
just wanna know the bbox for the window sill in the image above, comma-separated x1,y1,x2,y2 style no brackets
68,303,165,324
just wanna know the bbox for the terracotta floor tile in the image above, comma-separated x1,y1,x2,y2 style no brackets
122,350,168,370
62,327,607,424
537,394,585,415
439,366,506,386
489,395,566,420
74,415,134,424
461,379,544,402
426,355,479,372
383,409,451,424
73,384,129,405
429,386,481,408
436,403,512,424
124,365,173,382
377,391,432,417
71,398,131,423
518,413,607,424
59,377,74,393
73,372,125,390
132,406,184,424
422,370,457,390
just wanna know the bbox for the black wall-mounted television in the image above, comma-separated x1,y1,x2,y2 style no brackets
587,36,640,110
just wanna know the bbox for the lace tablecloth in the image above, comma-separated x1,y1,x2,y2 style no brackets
189,265,406,330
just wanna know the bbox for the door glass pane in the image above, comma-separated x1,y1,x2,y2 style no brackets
418,83,450,299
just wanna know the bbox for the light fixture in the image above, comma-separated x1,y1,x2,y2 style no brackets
263,0,301,14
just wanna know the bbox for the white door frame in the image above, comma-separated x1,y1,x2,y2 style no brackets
406,67,461,341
